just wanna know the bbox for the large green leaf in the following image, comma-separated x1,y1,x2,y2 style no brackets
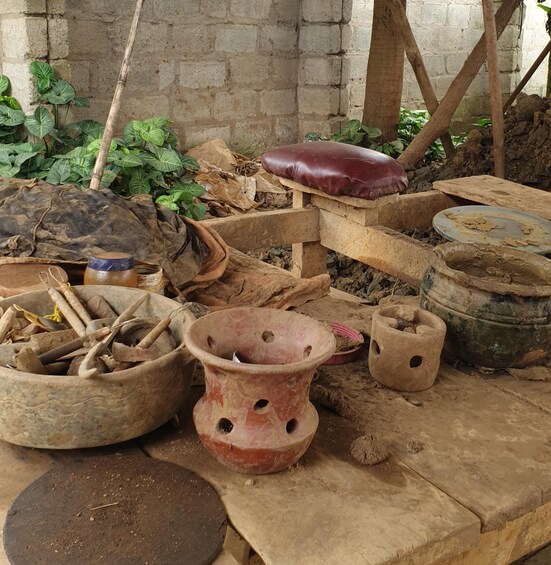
0,164,20,177
145,116,172,129
180,154,200,171
112,153,143,168
44,80,76,105
143,148,182,173
128,169,151,194
30,62,55,94
0,105,25,127
0,151,12,166
0,76,9,96
25,107,54,139
0,96,21,110
87,138,117,155
100,168,117,188
123,120,141,145
46,159,72,184
74,96,90,108
13,151,38,167
74,120,104,142
155,195,179,212
141,126,165,146
169,181,206,199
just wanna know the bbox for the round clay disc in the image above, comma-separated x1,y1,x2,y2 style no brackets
3,454,227,565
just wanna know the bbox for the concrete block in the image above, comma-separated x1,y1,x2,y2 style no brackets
89,62,117,95
229,54,271,85
69,60,90,96
271,56,299,87
152,0,201,20
214,90,258,120
47,0,65,15
119,95,171,122
230,0,272,20
50,59,71,81
0,0,46,15
0,61,36,110
299,24,341,55
298,86,340,115
434,75,455,98
341,55,367,83
67,18,109,57
215,24,257,52
342,0,353,24
349,0,373,24
342,24,371,53
468,5,484,29
201,0,228,19
301,0,342,23
275,0,299,23
299,118,332,139
259,25,297,52
346,80,365,112
48,17,68,59
159,61,176,91
446,52,468,76
423,54,446,77
421,3,448,25
174,90,215,122
274,116,298,144
233,118,273,151
183,125,231,149
171,25,215,54
111,21,169,55
180,61,227,89
1,17,48,59
300,56,341,86
447,4,470,27
260,88,296,116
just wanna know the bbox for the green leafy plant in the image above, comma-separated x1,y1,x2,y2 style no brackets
0,62,207,220
306,109,466,164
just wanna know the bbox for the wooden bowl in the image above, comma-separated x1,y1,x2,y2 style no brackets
0,286,196,449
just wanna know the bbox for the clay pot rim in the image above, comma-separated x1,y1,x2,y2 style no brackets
373,304,447,334
429,242,551,297
184,307,336,373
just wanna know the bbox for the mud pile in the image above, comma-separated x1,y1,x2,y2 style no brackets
409,93,551,192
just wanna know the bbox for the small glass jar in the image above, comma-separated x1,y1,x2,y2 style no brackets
83,252,138,288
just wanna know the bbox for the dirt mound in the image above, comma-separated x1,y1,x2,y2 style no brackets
408,93,551,192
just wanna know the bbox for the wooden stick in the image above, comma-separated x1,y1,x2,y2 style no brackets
503,39,551,111
0,307,16,343
48,268,93,325
89,0,145,190
39,326,112,365
45,286,87,337
137,317,171,349
398,0,521,169
14,347,47,374
482,0,505,179
388,0,456,158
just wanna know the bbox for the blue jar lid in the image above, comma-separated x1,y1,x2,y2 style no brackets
87,252,134,272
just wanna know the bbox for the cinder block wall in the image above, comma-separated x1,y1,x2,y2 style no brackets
65,0,300,151
0,0,549,149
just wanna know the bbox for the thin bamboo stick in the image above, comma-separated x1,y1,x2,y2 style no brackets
89,0,145,190
482,0,505,178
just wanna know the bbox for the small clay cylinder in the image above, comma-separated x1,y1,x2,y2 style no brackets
369,305,446,392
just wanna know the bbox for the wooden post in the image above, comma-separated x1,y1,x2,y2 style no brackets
481,0,505,179
398,0,521,169
89,0,144,190
291,190,328,279
504,39,551,111
388,0,455,158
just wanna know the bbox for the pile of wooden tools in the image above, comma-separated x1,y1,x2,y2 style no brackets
0,268,178,378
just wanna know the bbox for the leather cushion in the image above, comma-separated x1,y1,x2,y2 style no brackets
261,141,408,200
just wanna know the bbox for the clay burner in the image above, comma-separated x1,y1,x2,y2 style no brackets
369,305,446,392
184,307,336,474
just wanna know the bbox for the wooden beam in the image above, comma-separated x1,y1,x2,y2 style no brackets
388,0,456,159
504,39,551,112
204,208,319,252
377,191,461,230
433,175,551,220
482,0,505,178
291,190,327,278
398,0,522,169
318,210,431,287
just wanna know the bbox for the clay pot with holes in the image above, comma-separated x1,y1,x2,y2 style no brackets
368,305,446,392
184,307,336,474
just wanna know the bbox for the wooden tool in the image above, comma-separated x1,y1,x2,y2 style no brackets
0,307,17,343
48,266,93,325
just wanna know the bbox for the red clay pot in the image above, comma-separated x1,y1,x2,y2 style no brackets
184,307,336,474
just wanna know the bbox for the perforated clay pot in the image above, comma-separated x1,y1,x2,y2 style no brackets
184,307,336,474
369,304,446,392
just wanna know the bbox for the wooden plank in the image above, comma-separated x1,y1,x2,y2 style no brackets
312,355,551,534
318,210,431,287
449,499,551,564
291,189,327,278
377,191,461,230
310,194,377,226
433,175,551,220
280,177,400,210
204,208,319,252
142,393,480,565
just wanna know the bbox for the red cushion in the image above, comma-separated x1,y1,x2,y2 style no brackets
261,141,407,200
